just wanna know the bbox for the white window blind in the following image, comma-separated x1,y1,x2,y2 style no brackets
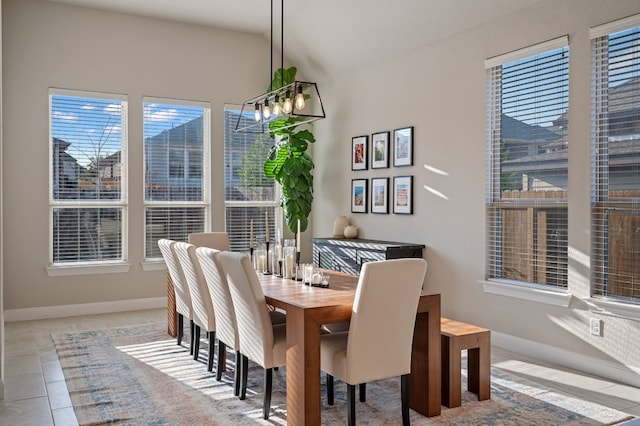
49,89,128,264
486,38,569,289
224,106,280,252
592,18,640,302
143,98,210,259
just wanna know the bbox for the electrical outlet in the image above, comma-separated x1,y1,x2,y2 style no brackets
590,318,602,336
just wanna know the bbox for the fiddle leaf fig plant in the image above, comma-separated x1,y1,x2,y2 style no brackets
263,66,315,233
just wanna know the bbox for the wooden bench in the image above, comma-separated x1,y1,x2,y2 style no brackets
441,317,491,408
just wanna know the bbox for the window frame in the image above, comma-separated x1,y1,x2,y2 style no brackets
484,36,570,294
142,97,211,261
590,15,640,305
223,105,282,252
47,88,130,276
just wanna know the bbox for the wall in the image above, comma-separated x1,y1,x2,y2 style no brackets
311,0,640,386
2,0,269,311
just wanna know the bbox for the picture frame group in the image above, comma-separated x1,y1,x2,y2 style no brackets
351,125,415,215
351,176,413,215
351,126,413,170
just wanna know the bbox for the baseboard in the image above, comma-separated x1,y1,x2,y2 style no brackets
493,331,640,388
4,297,166,322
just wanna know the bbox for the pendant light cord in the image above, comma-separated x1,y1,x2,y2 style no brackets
270,0,273,89
281,0,284,88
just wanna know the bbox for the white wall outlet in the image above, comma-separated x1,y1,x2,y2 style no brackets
590,318,602,336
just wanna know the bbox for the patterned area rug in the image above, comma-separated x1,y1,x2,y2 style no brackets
53,323,634,425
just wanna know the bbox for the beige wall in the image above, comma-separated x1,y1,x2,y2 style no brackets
2,0,269,310
3,0,640,388
311,0,640,384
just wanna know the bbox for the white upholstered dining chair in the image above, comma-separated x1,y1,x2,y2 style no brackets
218,251,287,420
157,239,194,355
321,258,428,426
174,241,217,372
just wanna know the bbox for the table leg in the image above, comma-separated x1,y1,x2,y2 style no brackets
285,307,322,425
167,272,177,338
409,294,441,417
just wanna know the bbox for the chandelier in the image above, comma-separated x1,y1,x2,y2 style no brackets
235,0,325,133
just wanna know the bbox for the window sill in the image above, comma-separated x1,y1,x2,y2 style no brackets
141,260,166,272
584,297,640,321
481,279,572,307
46,262,131,277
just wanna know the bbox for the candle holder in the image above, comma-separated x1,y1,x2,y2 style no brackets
295,251,302,281
277,260,283,278
263,241,272,275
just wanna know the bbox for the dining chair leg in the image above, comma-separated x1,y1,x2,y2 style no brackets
207,332,215,372
189,320,195,355
193,325,201,361
233,350,242,396
327,373,334,405
240,355,249,400
347,384,356,426
401,374,410,426
177,314,184,346
216,341,226,381
263,368,273,419
359,383,366,402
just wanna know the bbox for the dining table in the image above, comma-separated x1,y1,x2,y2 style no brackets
259,269,442,425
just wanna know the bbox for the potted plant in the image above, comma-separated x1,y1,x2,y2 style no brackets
263,67,315,233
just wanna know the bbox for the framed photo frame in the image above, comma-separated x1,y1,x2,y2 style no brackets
393,126,414,167
371,131,390,169
393,176,413,214
351,179,368,213
371,177,389,214
351,135,368,171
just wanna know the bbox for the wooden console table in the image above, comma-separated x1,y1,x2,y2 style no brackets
311,237,425,275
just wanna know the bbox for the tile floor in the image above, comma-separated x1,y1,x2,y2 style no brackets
1,308,640,425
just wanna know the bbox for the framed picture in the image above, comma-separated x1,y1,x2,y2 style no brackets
371,131,390,169
393,126,414,167
351,179,368,213
393,176,413,214
351,135,368,170
371,177,389,214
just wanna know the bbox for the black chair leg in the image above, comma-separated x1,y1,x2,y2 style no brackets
263,368,273,420
233,350,242,396
189,320,195,355
347,384,356,426
327,373,334,405
177,314,184,346
401,374,410,426
240,355,249,400
207,332,215,372
359,383,366,402
193,325,201,361
216,341,226,381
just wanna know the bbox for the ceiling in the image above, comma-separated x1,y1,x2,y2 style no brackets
49,0,543,80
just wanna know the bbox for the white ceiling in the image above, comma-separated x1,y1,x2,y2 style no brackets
49,0,543,80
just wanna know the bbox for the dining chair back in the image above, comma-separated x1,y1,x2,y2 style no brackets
174,241,217,372
188,232,230,250
196,246,241,392
158,239,194,352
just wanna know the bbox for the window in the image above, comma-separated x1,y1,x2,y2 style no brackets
224,106,280,251
49,89,128,265
144,99,210,259
486,37,569,289
592,16,640,302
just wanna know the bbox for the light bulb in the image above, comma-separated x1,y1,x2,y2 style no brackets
283,90,293,114
254,104,261,122
273,95,282,116
263,99,271,119
294,86,305,110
